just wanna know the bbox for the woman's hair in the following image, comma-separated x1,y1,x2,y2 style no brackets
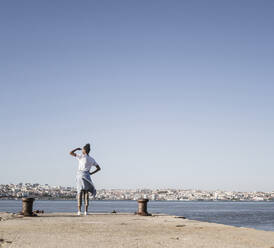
83,143,91,154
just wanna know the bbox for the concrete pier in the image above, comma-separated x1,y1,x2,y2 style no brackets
0,212,274,248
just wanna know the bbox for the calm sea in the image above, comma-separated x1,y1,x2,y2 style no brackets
1,200,274,232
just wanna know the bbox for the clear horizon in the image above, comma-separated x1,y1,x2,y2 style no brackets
1,1,274,192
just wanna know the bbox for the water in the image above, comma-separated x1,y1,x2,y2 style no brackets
1,200,274,232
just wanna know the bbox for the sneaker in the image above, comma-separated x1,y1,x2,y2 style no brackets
77,211,81,216
84,211,88,216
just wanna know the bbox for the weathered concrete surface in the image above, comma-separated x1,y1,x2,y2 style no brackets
0,212,274,248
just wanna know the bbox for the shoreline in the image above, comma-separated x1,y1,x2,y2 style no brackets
1,198,274,202
1,201,274,232
0,212,274,248
0,210,270,232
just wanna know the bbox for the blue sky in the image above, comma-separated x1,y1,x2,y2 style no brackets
0,1,274,191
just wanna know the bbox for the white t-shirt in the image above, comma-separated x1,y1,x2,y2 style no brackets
76,154,98,172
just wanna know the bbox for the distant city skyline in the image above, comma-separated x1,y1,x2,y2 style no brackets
1,183,274,202
1,182,274,201
1,1,274,191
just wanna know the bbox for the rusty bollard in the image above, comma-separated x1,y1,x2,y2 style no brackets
137,198,151,216
22,198,35,216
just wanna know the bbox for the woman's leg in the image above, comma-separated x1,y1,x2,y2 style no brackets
84,190,89,213
77,190,83,213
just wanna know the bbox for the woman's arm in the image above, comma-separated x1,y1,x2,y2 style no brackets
69,148,81,157
90,165,101,175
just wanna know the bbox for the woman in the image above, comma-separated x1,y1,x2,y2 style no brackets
70,143,101,216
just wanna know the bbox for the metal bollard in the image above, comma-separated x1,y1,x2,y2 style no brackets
137,198,151,216
22,198,35,216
